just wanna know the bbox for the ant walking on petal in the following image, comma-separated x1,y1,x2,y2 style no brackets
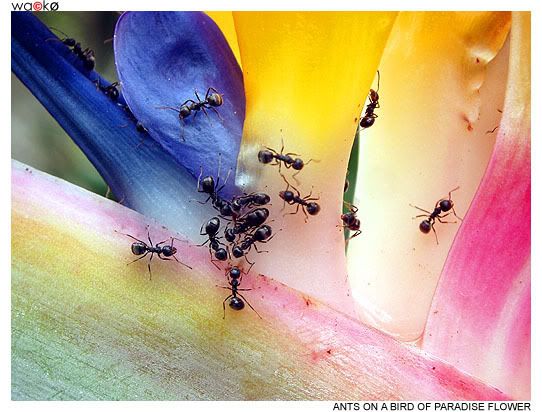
340,202,362,242
219,266,261,319
278,174,321,222
157,87,224,141
410,187,463,244
359,70,380,129
115,227,192,280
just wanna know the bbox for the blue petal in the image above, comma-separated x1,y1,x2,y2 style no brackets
114,12,245,198
11,11,215,240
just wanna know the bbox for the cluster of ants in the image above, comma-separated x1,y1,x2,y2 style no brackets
48,28,149,138
51,21,460,317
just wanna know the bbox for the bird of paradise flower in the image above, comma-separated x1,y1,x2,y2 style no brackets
11,11,530,400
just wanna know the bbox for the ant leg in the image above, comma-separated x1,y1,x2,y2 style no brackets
246,261,255,275
147,253,155,280
127,251,149,266
343,201,359,214
155,240,167,247
292,170,301,185
209,106,224,121
222,295,233,319
197,166,203,191
345,230,362,244
409,204,432,215
211,257,222,270
253,243,269,254
237,293,262,319
284,203,301,217
171,255,193,270
243,254,255,266
146,227,153,247
452,207,464,221
413,214,431,219
431,222,439,245
114,230,147,245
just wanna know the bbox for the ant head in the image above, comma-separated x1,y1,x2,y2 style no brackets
229,267,241,279
162,245,177,257
83,55,96,71
229,296,245,311
201,176,215,194
64,38,76,47
439,199,453,212
179,105,192,119
109,88,119,100
231,198,242,212
280,190,294,202
232,246,244,258
419,220,432,234
207,92,223,107
307,202,321,216
224,228,236,243
136,122,147,133
292,158,304,170
254,193,271,205
369,89,379,103
360,116,375,128
131,242,147,256
215,248,228,261
258,150,274,164
220,203,234,217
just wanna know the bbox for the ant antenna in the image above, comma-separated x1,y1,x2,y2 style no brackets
49,26,70,38
375,70,381,93
156,106,180,114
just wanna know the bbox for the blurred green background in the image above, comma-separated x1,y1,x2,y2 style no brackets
12,12,120,195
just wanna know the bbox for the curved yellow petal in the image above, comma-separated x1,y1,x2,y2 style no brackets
347,12,511,340
206,11,242,67
232,12,397,317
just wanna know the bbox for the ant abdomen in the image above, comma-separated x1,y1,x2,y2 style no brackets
131,242,147,255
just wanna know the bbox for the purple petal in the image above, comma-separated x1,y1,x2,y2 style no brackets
114,12,245,196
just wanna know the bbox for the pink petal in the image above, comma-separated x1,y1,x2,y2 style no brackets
422,12,531,400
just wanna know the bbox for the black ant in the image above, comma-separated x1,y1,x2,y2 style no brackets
231,192,271,213
225,207,270,243
47,27,77,48
258,137,317,180
94,79,120,100
46,28,96,71
196,155,233,217
231,224,274,263
278,175,321,222
199,217,228,267
410,187,463,244
340,202,362,241
115,227,192,280
359,70,380,129
219,266,261,319
157,87,223,141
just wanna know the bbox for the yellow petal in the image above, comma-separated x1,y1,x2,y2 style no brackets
347,12,511,340
206,11,242,67
232,11,397,317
